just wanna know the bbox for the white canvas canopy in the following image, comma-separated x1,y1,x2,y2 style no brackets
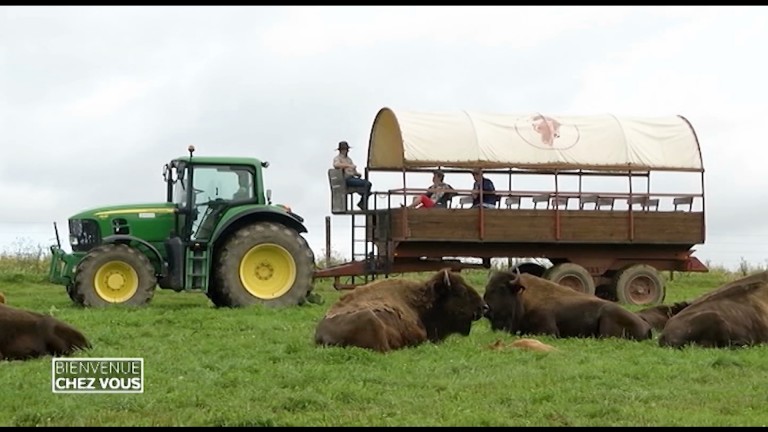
367,108,704,172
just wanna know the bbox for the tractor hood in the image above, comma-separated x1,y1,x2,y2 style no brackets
66,202,178,254
69,202,177,221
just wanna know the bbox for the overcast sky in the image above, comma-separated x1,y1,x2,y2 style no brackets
1,6,767,271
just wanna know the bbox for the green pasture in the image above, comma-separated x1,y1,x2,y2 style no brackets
1,256,767,426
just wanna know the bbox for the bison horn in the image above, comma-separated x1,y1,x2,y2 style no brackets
443,269,451,287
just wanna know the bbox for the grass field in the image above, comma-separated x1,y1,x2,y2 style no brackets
1,253,768,426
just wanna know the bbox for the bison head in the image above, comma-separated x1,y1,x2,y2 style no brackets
421,268,487,342
483,268,526,333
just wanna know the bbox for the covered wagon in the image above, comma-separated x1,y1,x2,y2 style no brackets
315,107,707,306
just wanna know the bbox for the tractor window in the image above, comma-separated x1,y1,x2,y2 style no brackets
169,161,189,208
191,166,253,203
188,165,254,240
232,169,254,200
173,172,188,207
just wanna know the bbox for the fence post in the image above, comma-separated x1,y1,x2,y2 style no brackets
325,216,331,268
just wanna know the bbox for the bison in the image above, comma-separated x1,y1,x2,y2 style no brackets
314,268,488,353
0,303,91,361
659,271,768,349
483,269,652,341
635,301,691,332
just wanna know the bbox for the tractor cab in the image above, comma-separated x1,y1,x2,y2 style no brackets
163,145,272,243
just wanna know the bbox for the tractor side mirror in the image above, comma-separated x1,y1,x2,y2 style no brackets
162,164,169,181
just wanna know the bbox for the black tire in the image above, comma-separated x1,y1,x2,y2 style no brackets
595,283,618,302
614,264,666,307
209,222,315,308
543,262,596,296
71,243,157,307
65,283,82,305
512,262,548,278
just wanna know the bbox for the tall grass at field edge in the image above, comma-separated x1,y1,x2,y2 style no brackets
1,238,765,285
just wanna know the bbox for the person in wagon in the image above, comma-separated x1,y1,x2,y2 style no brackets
332,140,372,210
406,169,455,209
471,168,498,208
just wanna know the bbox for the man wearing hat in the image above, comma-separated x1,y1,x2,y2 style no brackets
333,141,372,210
471,168,498,208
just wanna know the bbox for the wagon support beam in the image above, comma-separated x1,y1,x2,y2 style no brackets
313,257,489,281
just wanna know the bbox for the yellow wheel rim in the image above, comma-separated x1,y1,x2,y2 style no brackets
239,244,297,299
93,260,139,303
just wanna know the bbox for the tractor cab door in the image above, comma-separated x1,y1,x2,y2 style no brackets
186,164,255,242
162,160,191,290
164,162,256,290
168,161,192,240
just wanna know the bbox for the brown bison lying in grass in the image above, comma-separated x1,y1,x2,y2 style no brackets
659,271,768,349
483,269,652,341
0,303,91,361
314,268,488,353
635,301,691,332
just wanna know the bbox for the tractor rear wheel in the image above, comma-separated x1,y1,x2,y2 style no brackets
71,243,157,307
209,222,315,308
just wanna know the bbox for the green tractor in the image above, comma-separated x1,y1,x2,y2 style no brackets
47,146,316,308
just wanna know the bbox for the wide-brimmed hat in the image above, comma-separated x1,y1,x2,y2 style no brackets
337,141,350,150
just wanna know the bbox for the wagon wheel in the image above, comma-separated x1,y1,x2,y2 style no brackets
543,263,596,296
614,264,666,307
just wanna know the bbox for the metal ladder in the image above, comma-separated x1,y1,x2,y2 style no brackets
185,247,210,291
348,210,378,287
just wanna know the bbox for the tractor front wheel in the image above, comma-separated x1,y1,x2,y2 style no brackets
71,243,157,307
209,222,315,308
